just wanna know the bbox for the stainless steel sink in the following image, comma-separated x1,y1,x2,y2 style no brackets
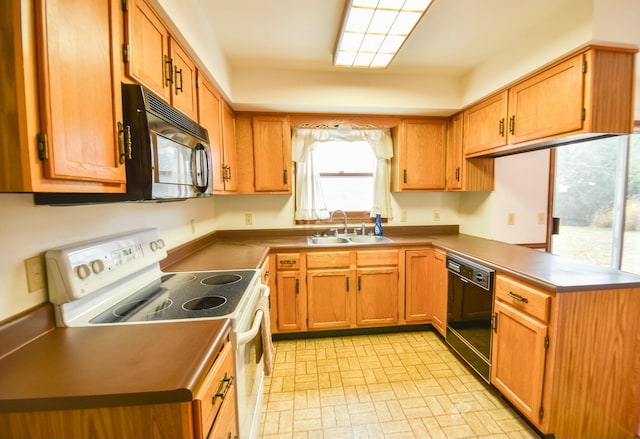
307,235,393,245
348,235,393,244
308,236,350,245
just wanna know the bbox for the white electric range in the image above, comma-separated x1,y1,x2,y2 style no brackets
45,228,266,439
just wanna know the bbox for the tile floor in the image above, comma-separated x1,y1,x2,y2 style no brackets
259,330,541,439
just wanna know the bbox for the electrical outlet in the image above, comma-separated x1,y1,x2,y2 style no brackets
245,213,253,225
433,210,441,221
507,212,515,225
538,212,546,225
401,211,407,222
190,219,196,234
24,255,45,293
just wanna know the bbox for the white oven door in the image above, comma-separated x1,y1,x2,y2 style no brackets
232,284,268,439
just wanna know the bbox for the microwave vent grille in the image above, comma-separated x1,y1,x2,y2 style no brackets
145,92,208,142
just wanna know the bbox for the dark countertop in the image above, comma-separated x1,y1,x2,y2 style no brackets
165,229,640,292
0,318,231,412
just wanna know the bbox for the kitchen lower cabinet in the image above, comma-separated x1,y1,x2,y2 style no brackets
0,337,236,439
431,250,447,336
404,250,433,323
491,274,640,438
274,253,306,333
492,275,551,429
492,299,548,426
355,250,399,327
306,251,353,330
2,0,127,193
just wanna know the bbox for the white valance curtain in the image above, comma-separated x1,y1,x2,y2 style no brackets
291,127,394,221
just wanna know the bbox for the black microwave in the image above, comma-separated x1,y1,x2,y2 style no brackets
34,84,213,205
122,84,213,201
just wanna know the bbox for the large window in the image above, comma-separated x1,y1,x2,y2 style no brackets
291,127,393,223
551,133,640,275
314,140,377,213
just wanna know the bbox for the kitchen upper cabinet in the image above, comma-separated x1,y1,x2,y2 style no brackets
274,253,305,333
463,91,508,156
391,118,447,191
125,0,198,120
125,0,171,102
169,41,198,121
1,0,127,193
306,252,353,330
221,102,238,191
446,113,495,191
464,45,636,158
198,77,237,193
252,116,292,193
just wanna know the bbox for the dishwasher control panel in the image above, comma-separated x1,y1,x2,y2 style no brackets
446,254,494,291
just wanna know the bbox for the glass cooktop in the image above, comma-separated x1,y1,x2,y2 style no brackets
89,270,257,324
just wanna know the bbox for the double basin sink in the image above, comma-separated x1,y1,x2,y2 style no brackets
307,234,393,246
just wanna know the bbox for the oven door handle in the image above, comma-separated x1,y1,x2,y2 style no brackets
236,285,270,347
237,310,263,347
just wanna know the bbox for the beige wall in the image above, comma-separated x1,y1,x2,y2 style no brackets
459,150,551,244
0,195,216,322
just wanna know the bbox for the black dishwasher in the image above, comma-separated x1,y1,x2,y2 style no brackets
445,254,495,383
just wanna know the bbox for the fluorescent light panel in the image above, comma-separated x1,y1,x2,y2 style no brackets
334,0,432,68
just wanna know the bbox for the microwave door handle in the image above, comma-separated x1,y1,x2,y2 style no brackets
191,144,209,193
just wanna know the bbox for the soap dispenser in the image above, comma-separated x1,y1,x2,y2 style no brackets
374,214,383,236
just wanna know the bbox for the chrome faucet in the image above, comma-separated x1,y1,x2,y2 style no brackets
329,210,348,235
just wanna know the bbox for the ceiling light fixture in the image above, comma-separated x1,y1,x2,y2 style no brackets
333,0,433,69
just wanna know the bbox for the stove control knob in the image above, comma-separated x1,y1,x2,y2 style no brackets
75,264,91,280
150,239,166,251
91,259,105,274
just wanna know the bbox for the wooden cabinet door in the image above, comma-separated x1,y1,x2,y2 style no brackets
198,76,225,191
221,102,238,192
252,116,291,193
275,271,305,332
307,270,352,330
356,267,399,326
446,113,464,191
507,54,584,145
394,119,446,190
431,250,447,336
37,0,125,185
491,300,548,426
463,91,508,156
208,385,238,439
125,0,171,102
170,41,198,121
404,251,432,323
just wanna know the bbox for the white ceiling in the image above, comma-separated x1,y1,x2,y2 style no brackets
203,0,575,76
170,0,640,117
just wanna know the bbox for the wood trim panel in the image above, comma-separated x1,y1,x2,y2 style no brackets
550,288,640,438
0,402,195,439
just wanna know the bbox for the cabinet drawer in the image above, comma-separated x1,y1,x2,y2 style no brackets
276,253,300,270
495,275,551,323
193,341,234,438
356,250,398,266
207,384,237,439
307,251,350,269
